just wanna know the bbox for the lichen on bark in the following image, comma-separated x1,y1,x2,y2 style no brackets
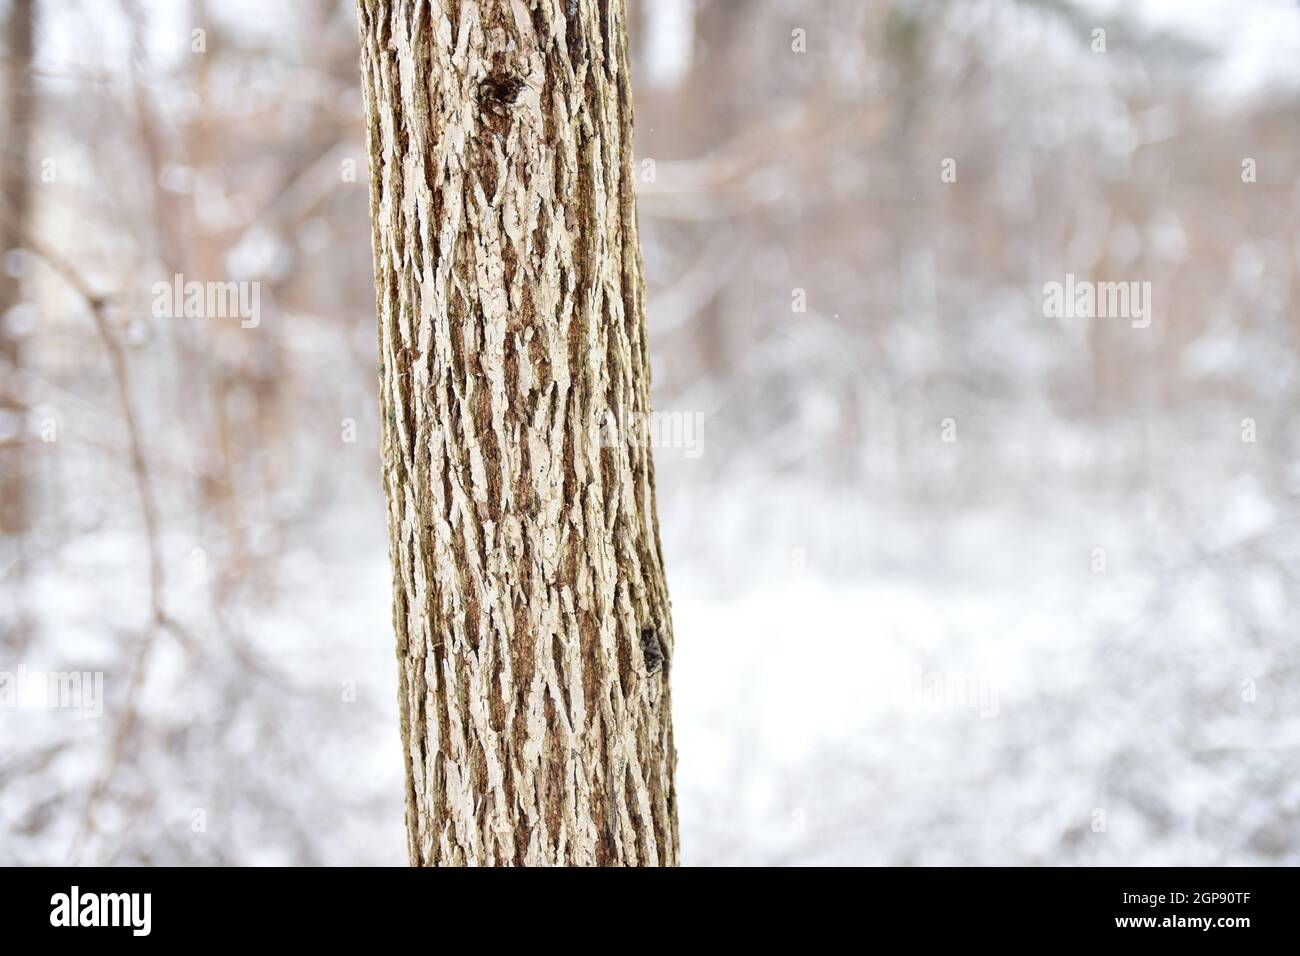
356,0,678,866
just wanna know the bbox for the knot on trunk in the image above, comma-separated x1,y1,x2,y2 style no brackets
641,626,666,675
477,73,526,114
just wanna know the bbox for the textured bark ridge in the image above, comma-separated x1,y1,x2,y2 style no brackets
357,0,678,865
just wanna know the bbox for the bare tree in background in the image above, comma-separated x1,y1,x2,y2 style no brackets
1,0,35,647
356,0,678,865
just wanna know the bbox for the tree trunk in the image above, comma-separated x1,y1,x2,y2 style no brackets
356,0,678,866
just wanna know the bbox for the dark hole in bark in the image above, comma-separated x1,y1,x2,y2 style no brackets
478,73,526,110
640,626,664,675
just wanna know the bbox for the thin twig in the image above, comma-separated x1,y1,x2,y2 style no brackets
0,202,171,861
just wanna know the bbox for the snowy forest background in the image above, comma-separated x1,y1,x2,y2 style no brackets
3,0,1300,865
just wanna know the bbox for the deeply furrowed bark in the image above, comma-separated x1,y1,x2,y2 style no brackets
356,0,678,865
